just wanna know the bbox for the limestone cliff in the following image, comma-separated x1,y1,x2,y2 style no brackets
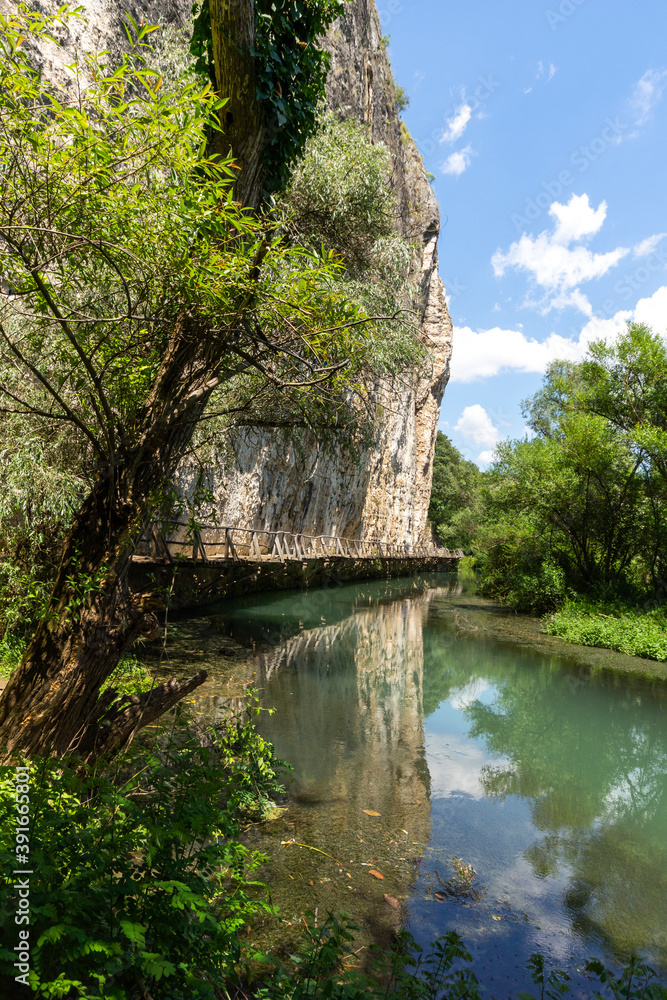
15,0,453,546
186,0,452,545
0,0,191,84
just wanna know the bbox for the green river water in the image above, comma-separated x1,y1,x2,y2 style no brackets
174,573,667,997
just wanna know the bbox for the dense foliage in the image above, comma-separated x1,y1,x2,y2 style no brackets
473,325,667,620
429,326,667,656
543,599,667,662
0,708,286,998
427,432,482,552
0,9,423,691
191,0,348,192
275,111,425,376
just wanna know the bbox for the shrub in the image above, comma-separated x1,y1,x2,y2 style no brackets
477,522,568,615
0,707,286,999
394,86,410,112
543,599,667,661
278,112,398,274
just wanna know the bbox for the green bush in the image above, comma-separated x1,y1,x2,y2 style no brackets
99,655,155,700
278,112,399,274
477,521,568,615
543,599,667,661
0,707,286,999
275,112,426,381
0,632,25,676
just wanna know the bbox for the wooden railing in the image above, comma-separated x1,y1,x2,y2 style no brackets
139,522,464,566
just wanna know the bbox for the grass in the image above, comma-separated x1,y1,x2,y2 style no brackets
0,636,153,695
100,653,155,697
0,633,25,677
543,598,667,661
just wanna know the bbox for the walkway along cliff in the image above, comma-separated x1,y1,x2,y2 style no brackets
19,0,453,556
172,0,454,553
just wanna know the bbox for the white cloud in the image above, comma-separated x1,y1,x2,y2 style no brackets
440,102,472,144
493,234,628,291
634,233,667,257
477,449,497,464
454,404,501,448
449,678,490,711
529,62,557,91
426,732,494,800
441,145,473,176
450,284,667,383
576,311,634,347
535,60,558,82
492,194,629,298
550,193,607,244
546,288,593,317
634,285,667,334
450,325,588,382
629,68,667,128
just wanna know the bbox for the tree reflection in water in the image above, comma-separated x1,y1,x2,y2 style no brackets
423,630,667,962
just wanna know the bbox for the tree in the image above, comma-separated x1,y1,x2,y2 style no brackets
535,325,667,595
477,361,651,609
580,324,667,481
0,6,399,760
192,0,348,201
427,432,482,552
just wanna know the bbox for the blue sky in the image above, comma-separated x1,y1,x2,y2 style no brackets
379,0,667,465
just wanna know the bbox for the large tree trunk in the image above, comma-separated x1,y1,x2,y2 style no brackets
0,317,231,761
0,6,272,762
209,0,265,209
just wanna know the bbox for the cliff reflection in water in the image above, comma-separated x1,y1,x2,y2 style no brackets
254,585,464,843
187,576,666,981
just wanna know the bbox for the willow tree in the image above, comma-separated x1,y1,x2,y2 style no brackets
0,2,369,761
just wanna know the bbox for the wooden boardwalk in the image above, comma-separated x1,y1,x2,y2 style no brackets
140,523,464,566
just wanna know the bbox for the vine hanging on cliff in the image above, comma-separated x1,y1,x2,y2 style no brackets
190,0,347,193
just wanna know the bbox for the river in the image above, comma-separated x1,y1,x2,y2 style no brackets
174,572,667,997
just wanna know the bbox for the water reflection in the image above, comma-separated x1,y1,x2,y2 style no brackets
466,669,667,960
418,618,667,973
185,574,667,989
219,581,462,955
255,589,450,840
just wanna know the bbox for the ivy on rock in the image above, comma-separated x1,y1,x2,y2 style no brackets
191,0,348,193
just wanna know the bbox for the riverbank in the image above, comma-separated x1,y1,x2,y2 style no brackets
427,582,667,684
543,598,667,662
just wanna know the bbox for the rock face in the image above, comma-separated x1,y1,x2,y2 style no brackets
15,0,453,546
187,0,452,545
0,0,192,86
